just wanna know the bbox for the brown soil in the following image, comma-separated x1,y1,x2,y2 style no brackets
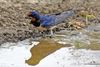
0,0,100,44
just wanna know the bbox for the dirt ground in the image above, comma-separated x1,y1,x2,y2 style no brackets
0,0,100,44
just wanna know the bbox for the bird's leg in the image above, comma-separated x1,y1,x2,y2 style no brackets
50,29,54,36
49,25,58,37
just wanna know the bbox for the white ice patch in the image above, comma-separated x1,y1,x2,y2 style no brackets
0,40,100,67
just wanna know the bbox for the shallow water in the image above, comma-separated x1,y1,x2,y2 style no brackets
25,39,67,65
55,27,100,50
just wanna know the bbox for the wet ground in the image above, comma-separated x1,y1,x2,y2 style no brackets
0,23,100,67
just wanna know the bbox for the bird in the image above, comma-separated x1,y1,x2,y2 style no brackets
26,10,75,37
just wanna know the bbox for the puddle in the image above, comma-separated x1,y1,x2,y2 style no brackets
25,38,71,65
0,24,100,67
0,38,100,67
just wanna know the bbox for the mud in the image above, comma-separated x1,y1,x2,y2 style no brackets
0,0,69,44
0,0,100,44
